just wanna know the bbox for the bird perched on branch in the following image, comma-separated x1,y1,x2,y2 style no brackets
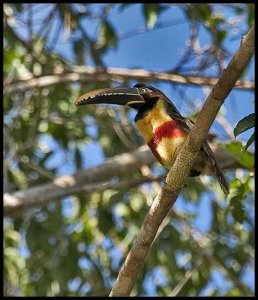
76,83,229,195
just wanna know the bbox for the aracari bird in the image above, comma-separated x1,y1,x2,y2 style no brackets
76,83,229,195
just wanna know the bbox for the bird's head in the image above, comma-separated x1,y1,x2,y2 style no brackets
75,83,167,111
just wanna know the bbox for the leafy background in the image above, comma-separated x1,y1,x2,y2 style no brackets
4,3,254,296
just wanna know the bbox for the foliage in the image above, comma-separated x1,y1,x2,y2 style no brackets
3,3,254,297
226,142,254,169
234,113,255,151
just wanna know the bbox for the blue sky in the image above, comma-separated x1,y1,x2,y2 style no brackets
49,4,254,140
13,3,254,295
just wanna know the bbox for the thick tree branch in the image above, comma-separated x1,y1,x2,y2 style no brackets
4,175,162,217
109,26,254,297
4,145,152,216
4,66,254,96
4,144,241,216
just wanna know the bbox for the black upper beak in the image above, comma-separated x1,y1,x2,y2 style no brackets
75,87,146,107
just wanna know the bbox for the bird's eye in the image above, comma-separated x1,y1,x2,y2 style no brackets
141,88,146,93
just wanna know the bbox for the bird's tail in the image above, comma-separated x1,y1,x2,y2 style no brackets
214,162,230,195
203,141,230,195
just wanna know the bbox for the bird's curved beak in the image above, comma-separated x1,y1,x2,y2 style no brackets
75,87,146,107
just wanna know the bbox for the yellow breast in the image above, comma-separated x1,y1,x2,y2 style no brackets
135,100,171,143
135,99,187,168
156,136,186,167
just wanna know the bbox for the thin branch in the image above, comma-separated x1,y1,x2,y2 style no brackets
109,25,254,297
4,66,254,96
169,259,203,297
215,113,235,140
178,219,253,296
152,206,253,296
112,122,136,150
212,258,253,295
20,159,55,180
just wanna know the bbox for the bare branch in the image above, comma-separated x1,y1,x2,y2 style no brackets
4,66,254,96
4,145,153,216
109,26,254,297
4,174,162,217
215,114,235,140
169,260,203,297
4,144,241,216
154,207,253,296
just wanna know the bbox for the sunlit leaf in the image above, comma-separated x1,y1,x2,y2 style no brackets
226,141,254,169
143,4,167,29
97,20,117,50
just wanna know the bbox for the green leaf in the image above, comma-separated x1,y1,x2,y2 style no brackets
230,198,245,223
73,39,85,65
75,147,82,169
98,207,114,233
247,4,255,26
98,20,117,50
144,5,158,29
233,113,255,152
14,3,23,12
229,5,245,14
217,30,227,44
228,177,250,223
226,141,254,169
143,4,167,30
233,113,255,137
244,131,255,151
227,288,242,296
185,4,211,22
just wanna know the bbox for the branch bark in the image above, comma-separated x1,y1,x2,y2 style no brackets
4,145,152,216
109,25,254,297
4,175,163,216
4,144,241,216
4,66,254,96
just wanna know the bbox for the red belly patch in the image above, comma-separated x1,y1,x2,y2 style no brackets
147,120,187,162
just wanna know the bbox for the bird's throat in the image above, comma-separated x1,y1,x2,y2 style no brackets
135,100,187,167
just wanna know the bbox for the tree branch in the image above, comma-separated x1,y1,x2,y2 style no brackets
4,144,241,216
4,65,254,96
169,260,203,297
4,175,162,217
4,145,152,215
109,25,254,297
